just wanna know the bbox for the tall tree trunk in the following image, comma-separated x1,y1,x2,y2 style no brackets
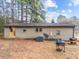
26,5,27,23
2,0,6,23
30,11,32,23
17,1,20,22
11,0,15,23
2,0,4,16
21,3,23,23
30,0,34,23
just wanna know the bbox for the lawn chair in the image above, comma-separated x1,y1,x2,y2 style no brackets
69,38,77,45
43,33,55,41
43,33,49,40
56,39,65,52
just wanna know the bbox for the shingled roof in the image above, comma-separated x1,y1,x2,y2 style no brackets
4,23,75,28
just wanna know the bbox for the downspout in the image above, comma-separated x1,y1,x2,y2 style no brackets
73,25,75,38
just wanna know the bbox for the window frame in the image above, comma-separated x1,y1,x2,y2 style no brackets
36,28,38,32
39,28,42,32
35,28,43,32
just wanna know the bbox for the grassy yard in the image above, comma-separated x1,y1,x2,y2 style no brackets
0,39,79,59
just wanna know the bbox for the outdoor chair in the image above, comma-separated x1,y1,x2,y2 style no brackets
56,39,65,52
43,33,49,39
43,33,55,41
69,38,77,45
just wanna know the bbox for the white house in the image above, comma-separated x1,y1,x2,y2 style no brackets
4,23,75,40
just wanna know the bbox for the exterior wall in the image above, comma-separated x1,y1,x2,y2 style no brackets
4,28,10,38
4,27,73,40
42,28,73,40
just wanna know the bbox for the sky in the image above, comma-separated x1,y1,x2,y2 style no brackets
44,0,79,23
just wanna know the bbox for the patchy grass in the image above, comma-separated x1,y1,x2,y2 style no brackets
0,39,79,59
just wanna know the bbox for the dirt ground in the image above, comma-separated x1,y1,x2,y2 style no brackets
0,39,79,59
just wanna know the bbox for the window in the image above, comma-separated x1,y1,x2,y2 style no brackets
39,28,42,32
23,29,26,32
35,28,43,32
36,28,38,32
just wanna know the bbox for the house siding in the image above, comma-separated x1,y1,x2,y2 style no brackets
4,27,73,40
4,28,10,38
